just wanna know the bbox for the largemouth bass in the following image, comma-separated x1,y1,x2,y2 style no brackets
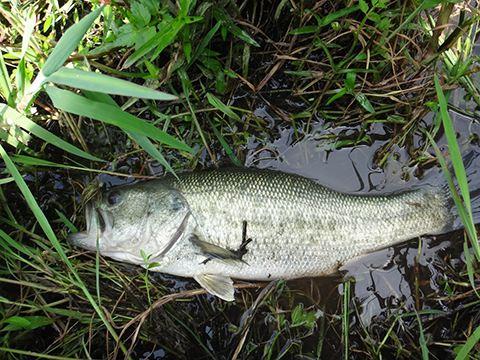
67,169,458,301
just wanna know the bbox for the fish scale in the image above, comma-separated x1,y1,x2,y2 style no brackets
68,168,457,300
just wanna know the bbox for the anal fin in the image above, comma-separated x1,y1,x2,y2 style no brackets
194,274,235,301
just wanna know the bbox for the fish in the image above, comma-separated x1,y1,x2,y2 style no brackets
67,168,460,301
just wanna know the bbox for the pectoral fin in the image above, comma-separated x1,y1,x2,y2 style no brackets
191,236,248,265
194,274,235,301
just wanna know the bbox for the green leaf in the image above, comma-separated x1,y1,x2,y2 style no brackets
40,6,104,77
191,21,222,69
434,77,471,214
56,209,77,233
316,5,360,27
345,72,356,92
124,17,184,68
135,26,157,50
44,67,177,100
207,116,242,167
113,24,138,47
326,88,347,105
46,86,193,153
291,304,302,325
355,92,375,113
3,316,54,331
213,7,260,47
433,76,478,256
200,57,222,72
206,93,241,122
182,26,192,63
368,12,381,22
178,0,191,17
223,68,238,78
21,9,37,59
183,16,203,24
289,5,361,35
3,316,31,328
215,71,226,93
0,178,16,185
359,0,369,13
139,0,160,15
289,25,318,35
131,1,151,25
127,130,178,178
27,5,104,99
0,51,15,107
0,121,34,154
0,104,103,161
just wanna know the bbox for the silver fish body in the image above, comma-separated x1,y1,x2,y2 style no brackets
68,169,456,300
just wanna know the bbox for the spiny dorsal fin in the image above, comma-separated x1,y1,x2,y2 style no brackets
194,274,235,301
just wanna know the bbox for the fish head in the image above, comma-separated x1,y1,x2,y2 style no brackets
67,181,190,265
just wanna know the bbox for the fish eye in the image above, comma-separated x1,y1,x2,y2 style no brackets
107,191,121,206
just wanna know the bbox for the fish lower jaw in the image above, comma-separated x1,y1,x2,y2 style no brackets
100,250,145,265
67,231,102,251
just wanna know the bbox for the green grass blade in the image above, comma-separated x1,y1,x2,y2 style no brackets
415,311,429,360
343,280,350,358
0,51,15,107
386,0,429,42
463,240,479,298
44,67,177,100
16,57,29,99
213,6,259,46
207,115,242,167
125,130,178,177
312,5,360,27
0,126,34,154
56,209,77,233
434,76,471,213
0,346,86,360
0,178,15,185
455,304,480,359
188,21,222,71
425,130,479,259
206,92,241,121
0,229,37,259
433,76,479,257
46,85,193,153
21,9,36,59
40,6,104,77
0,104,103,161
356,92,375,114
289,5,360,34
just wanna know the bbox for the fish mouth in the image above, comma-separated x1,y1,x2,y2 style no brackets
67,202,113,251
